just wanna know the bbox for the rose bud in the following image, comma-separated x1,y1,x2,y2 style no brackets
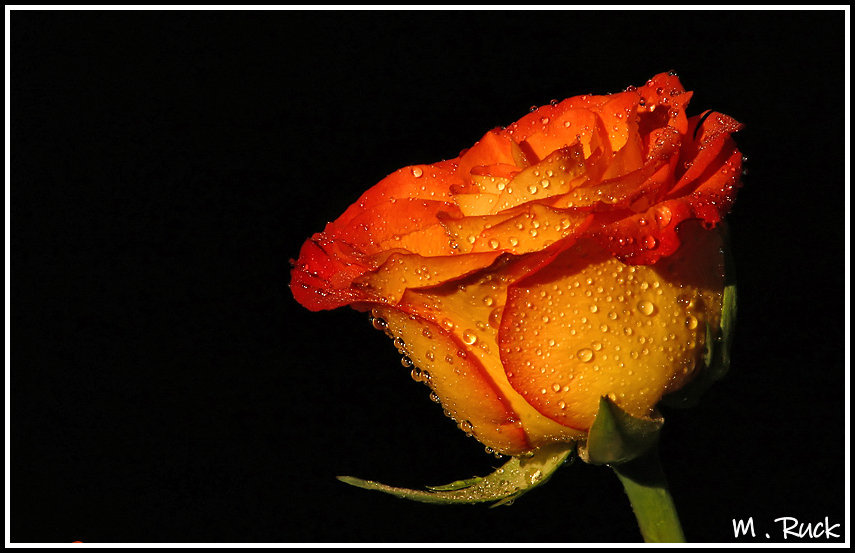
291,72,742,457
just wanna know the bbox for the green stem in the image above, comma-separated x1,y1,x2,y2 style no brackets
612,446,686,543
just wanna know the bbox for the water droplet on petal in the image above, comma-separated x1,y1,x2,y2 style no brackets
371,317,388,330
642,235,658,250
637,301,656,316
655,205,672,227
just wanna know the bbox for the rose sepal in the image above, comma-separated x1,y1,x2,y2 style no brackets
337,441,573,507
578,395,664,466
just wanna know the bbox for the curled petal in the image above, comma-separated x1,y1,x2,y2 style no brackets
354,251,504,305
490,144,588,213
332,198,461,257
328,164,458,235
372,304,532,455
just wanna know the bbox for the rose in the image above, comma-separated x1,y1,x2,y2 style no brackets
291,72,743,456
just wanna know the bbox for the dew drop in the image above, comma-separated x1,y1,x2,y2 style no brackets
488,239,500,249
577,348,594,362
411,167,423,178
655,205,672,227
489,307,503,327
462,330,478,345
371,317,388,330
685,315,698,330
637,301,656,316
642,235,658,250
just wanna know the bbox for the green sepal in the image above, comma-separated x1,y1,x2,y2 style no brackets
662,224,737,408
579,395,664,466
336,442,574,507
425,477,483,492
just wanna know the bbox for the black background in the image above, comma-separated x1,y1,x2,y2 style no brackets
11,9,846,544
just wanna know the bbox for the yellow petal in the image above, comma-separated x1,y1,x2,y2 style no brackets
499,223,724,429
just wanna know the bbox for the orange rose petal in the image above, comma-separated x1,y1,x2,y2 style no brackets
376,223,457,257
456,130,519,183
637,72,687,110
511,106,610,161
670,111,744,197
597,91,642,155
441,204,593,256
601,127,645,181
333,198,462,256
328,164,458,235
452,192,501,216
548,157,670,213
509,139,533,168
504,94,611,155
692,110,744,144
478,206,593,256
439,211,520,253
499,228,723,430
669,135,729,198
470,169,516,192
290,237,374,311
394,258,585,452
637,74,692,139
354,250,503,305
372,304,532,455
490,144,588,214
593,199,693,265
667,91,692,134
686,146,743,225
644,126,683,161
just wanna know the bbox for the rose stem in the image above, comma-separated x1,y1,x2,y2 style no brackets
611,446,686,543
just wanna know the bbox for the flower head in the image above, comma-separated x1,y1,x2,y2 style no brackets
291,73,743,455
